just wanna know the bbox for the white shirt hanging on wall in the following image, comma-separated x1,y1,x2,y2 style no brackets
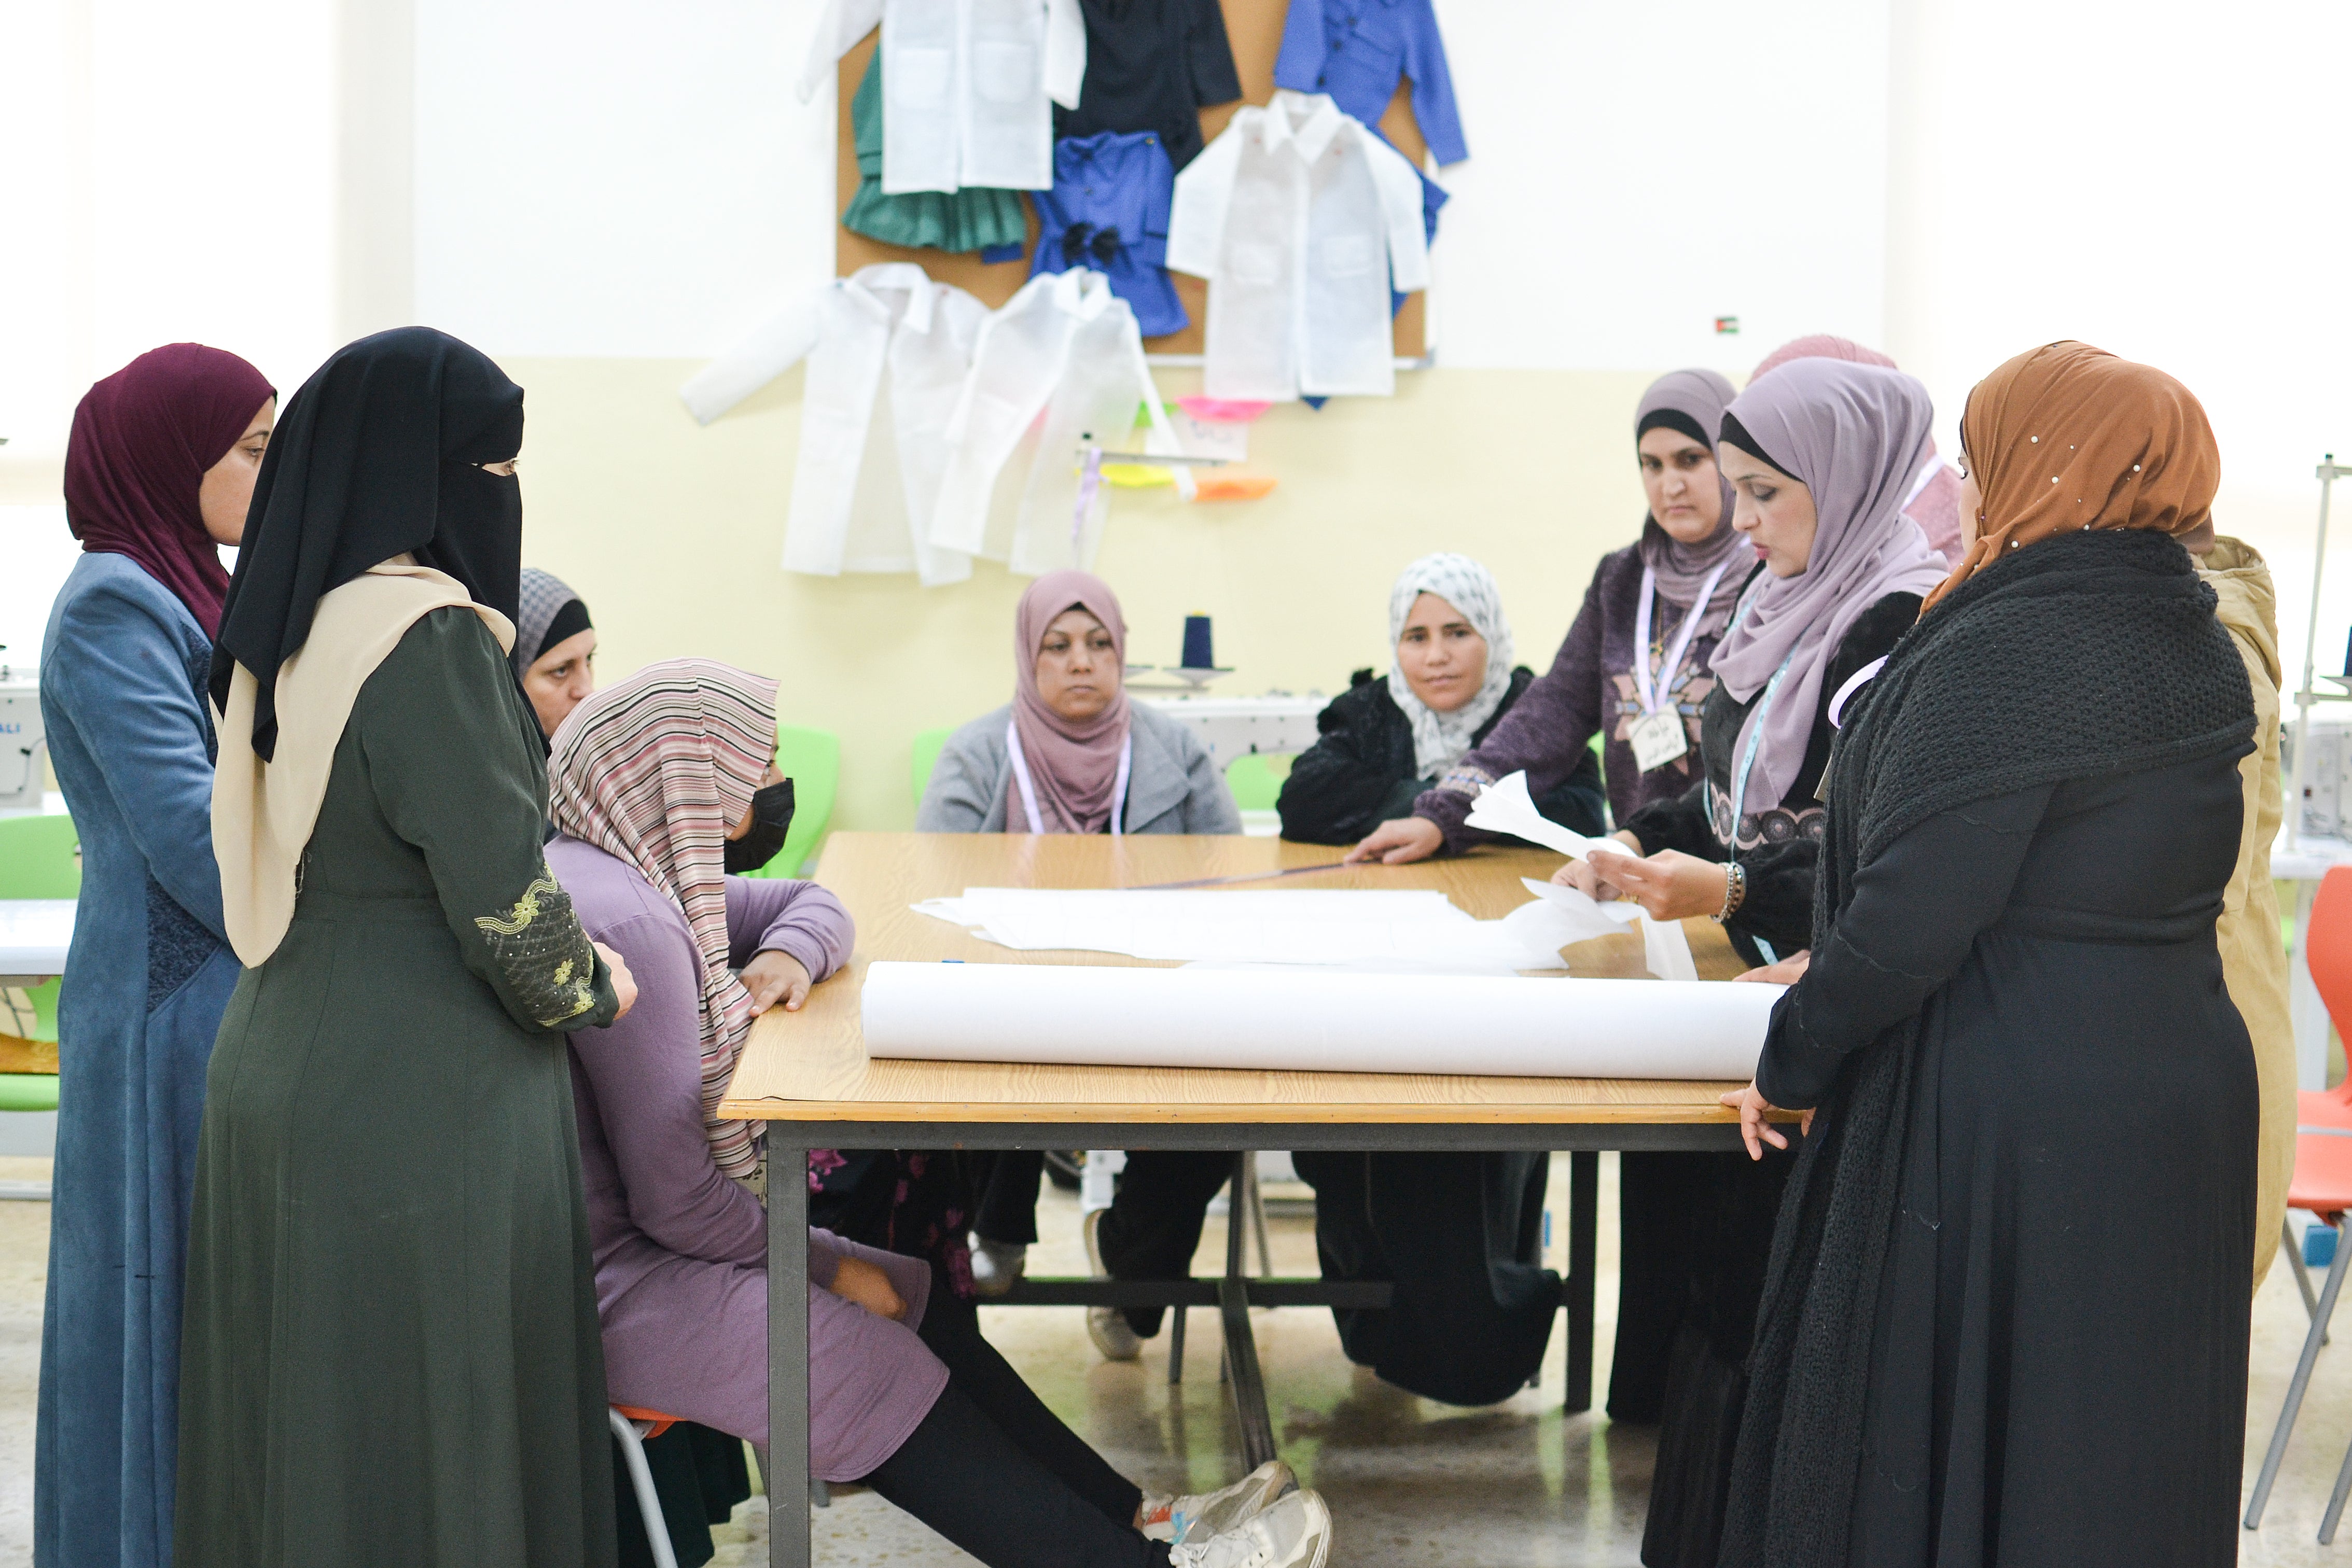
1165,89,1430,400
928,268,1191,575
798,0,1085,194
679,263,986,587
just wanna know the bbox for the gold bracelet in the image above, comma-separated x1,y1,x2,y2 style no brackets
1713,860,1747,923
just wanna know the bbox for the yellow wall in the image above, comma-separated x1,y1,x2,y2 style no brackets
504,357,1662,830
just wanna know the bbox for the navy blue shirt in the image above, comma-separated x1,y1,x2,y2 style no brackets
1053,0,1242,172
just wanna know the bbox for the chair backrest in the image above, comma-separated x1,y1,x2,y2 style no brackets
911,727,952,810
1224,753,1290,813
755,726,839,879
0,815,80,900
2308,866,2352,1103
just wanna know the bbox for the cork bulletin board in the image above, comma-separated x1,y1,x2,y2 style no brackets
831,0,1431,358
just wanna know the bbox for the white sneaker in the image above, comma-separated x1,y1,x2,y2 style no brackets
1082,1207,1142,1361
1139,1460,1297,1544
1168,1490,1331,1568
968,1238,1027,1298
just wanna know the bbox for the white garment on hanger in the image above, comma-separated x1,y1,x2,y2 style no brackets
1165,89,1430,401
679,263,986,587
797,0,1085,194
929,268,1191,574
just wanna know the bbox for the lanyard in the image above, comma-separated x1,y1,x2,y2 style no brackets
1006,722,1130,836
1713,577,1797,858
1631,562,1729,716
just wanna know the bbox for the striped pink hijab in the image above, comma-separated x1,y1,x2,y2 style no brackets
547,658,780,1179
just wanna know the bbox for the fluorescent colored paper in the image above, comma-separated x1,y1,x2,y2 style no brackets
1465,771,1607,860
861,961,1781,1080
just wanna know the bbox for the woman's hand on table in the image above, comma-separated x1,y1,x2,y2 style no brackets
1735,950,1811,985
830,1256,908,1321
593,942,638,1020
1346,816,1443,865
1550,831,1644,899
1720,1081,1815,1160
1582,847,1728,922
742,949,814,1014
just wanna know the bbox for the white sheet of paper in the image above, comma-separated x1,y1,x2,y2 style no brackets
1641,914,1700,983
913,887,1556,969
1518,877,1644,943
1463,771,1607,860
862,961,1781,1080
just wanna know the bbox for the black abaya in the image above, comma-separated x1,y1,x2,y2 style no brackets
1755,759,2254,1567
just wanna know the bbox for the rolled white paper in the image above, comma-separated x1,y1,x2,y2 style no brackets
860,961,1780,1081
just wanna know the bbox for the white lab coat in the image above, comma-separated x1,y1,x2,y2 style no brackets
680,263,986,587
1165,89,1430,400
928,268,1191,576
798,0,1085,194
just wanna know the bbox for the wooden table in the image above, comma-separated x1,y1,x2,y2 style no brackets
723,833,1756,1568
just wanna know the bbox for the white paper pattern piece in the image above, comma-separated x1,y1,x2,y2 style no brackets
1464,771,1607,860
1518,876,1697,983
913,887,1569,969
861,961,1782,1080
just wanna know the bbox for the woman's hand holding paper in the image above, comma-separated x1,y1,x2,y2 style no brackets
1580,846,1729,921
1550,830,1643,899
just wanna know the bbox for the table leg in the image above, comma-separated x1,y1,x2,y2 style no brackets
1220,1152,1278,1468
1563,1151,1598,1416
769,1142,812,1568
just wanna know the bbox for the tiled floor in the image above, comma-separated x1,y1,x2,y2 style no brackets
2,1153,2349,1564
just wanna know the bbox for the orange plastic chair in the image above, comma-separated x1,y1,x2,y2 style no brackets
2246,865,2352,1535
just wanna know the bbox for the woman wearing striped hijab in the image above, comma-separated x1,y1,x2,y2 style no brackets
545,660,1322,1567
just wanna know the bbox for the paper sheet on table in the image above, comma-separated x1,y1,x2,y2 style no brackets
913,888,1576,970
1518,876,1697,982
1464,771,1608,860
862,961,1780,1080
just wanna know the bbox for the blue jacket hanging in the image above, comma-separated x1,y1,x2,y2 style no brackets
1028,130,1187,340
1274,0,1468,167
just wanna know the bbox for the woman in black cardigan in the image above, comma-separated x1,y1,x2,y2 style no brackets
1721,344,2256,1568
1278,554,1605,845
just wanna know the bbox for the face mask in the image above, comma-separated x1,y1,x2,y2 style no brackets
723,778,797,875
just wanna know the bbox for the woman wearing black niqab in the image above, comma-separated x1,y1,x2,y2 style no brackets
178,327,635,1568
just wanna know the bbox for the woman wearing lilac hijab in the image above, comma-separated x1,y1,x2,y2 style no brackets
1750,334,1966,565
40,343,273,1568
909,573,1239,1324
1555,358,1948,1568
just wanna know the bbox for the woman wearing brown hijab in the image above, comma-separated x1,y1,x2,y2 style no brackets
1717,343,2258,1568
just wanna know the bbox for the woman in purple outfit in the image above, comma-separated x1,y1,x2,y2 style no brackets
548,659,1327,1568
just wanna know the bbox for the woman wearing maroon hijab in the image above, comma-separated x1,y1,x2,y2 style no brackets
38,343,271,1568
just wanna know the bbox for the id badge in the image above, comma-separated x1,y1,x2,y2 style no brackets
1629,708,1689,772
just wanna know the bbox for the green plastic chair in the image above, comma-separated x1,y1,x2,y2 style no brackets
910,727,953,810
0,815,80,1049
748,726,839,880
1224,753,1292,813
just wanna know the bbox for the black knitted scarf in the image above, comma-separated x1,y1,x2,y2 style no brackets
1717,527,2255,1567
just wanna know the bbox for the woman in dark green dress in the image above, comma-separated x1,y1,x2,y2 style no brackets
177,328,635,1568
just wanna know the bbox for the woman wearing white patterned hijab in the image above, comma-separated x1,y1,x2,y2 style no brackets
1387,552,1517,779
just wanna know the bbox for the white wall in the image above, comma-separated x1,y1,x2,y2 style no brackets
405,0,1889,372
412,0,837,358
1432,0,1888,375
0,0,341,480
1885,0,2352,683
